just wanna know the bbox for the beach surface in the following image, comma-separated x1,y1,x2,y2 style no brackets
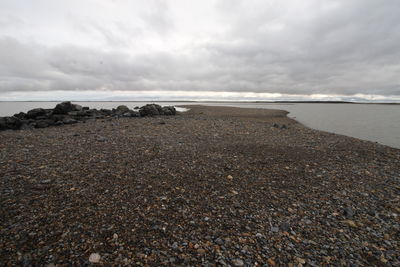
1,105,399,266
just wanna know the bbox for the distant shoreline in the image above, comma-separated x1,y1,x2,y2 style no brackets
0,100,399,104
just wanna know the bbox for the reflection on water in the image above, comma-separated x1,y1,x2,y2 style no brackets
0,102,399,149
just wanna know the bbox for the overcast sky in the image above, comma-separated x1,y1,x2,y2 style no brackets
0,0,400,101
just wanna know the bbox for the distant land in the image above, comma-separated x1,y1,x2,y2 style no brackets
0,100,399,104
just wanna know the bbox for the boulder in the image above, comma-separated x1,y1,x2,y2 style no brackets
162,106,176,116
35,120,53,128
116,105,130,113
72,104,83,111
53,101,81,114
100,109,113,116
139,104,163,116
26,108,46,119
13,112,26,119
0,116,22,130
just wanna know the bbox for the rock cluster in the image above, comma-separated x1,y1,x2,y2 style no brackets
0,102,176,131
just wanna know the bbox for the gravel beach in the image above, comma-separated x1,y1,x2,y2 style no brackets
1,105,399,266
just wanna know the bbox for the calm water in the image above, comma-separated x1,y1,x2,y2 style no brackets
1,101,399,149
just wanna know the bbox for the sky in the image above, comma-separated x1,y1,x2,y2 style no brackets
0,0,400,102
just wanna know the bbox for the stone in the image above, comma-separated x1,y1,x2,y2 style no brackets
26,108,47,119
162,106,177,115
89,253,101,263
255,233,264,238
271,226,279,233
280,221,291,232
96,136,108,142
344,207,355,218
100,109,113,115
139,104,163,116
13,112,26,119
122,111,140,118
53,101,77,114
232,259,244,267
62,118,77,125
0,116,22,130
35,120,53,128
343,220,357,228
215,238,224,245
116,105,130,113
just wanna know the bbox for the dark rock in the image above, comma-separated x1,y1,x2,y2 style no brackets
161,106,176,115
122,111,140,118
82,106,89,111
20,123,34,130
73,104,83,111
215,238,224,245
50,114,68,122
26,108,46,119
53,101,80,114
0,116,22,130
35,115,50,120
139,104,163,116
280,221,291,232
116,105,130,113
13,112,26,119
344,207,355,218
100,109,113,116
63,118,78,125
35,120,53,128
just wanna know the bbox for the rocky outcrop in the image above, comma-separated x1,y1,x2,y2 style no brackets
0,102,178,131
139,104,176,116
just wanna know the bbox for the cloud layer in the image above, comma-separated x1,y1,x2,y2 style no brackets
1,0,400,101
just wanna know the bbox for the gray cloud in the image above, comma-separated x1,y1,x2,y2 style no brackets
0,0,399,100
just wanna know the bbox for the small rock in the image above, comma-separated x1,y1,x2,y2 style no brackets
197,248,206,254
280,221,291,232
232,258,244,267
89,253,101,263
267,258,276,266
96,136,108,142
343,220,357,228
215,238,224,245
271,226,279,233
344,207,355,218
296,257,306,264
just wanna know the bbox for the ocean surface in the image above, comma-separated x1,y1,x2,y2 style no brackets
1,101,399,149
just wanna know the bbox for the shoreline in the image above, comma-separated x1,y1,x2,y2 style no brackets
1,105,399,266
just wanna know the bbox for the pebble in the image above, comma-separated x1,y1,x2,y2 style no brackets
89,253,101,263
232,258,244,266
271,226,279,233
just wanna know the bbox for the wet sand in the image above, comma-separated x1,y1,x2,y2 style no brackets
1,105,399,266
